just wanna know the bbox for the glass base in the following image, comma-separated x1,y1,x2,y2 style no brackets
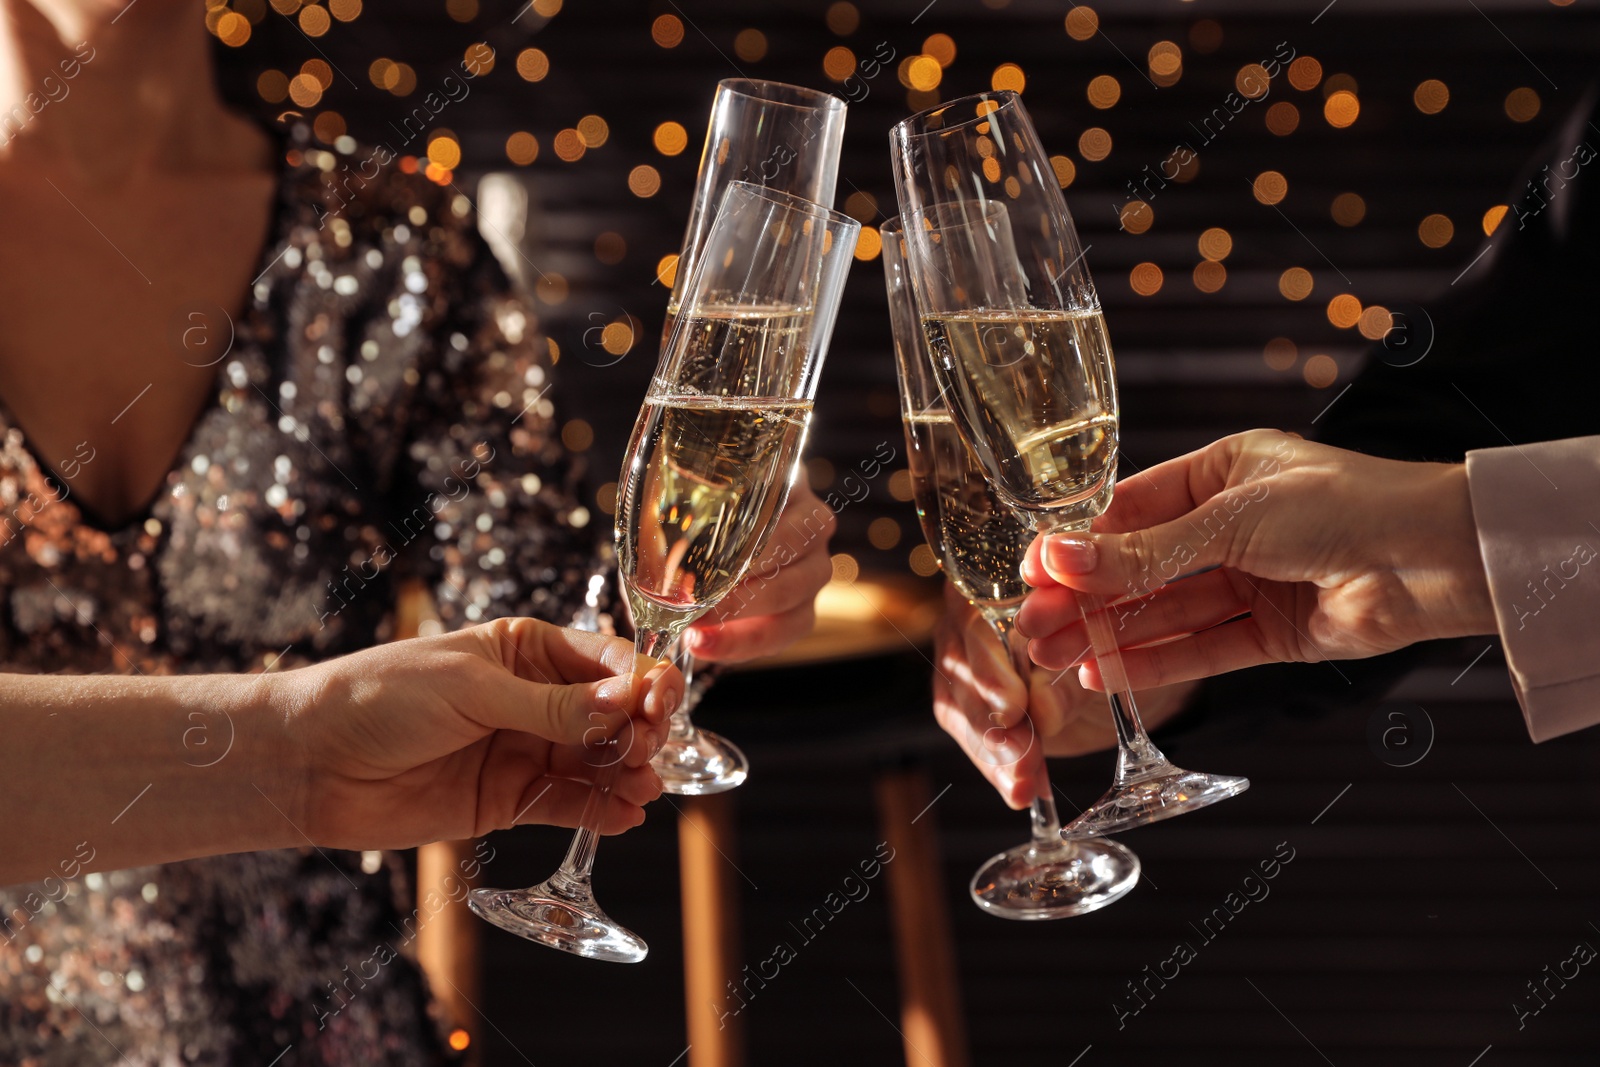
1064,768,1250,838
970,836,1140,920
653,727,749,796
468,884,648,963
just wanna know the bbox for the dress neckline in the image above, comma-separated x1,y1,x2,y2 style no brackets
0,146,293,538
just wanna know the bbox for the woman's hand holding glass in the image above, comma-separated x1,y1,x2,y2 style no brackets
1015,429,1497,689
291,619,680,850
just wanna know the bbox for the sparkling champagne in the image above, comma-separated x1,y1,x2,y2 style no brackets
617,394,810,636
921,308,1118,527
904,410,1031,617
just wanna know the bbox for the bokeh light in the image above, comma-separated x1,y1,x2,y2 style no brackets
1418,213,1454,248
1148,40,1182,77
1331,192,1366,226
854,226,882,261
1505,87,1541,122
1326,294,1362,328
1278,267,1314,301
1087,75,1121,109
825,1,859,35
1264,337,1298,370
1483,204,1508,235
577,114,609,148
600,321,634,356
1358,305,1394,340
1303,354,1339,388
561,419,594,452
1193,261,1226,293
1078,127,1112,162
1324,90,1359,128
516,48,549,81
823,46,856,81
1065,7,1098,40
628,165,661,197
924,33,957,66
1414,79,1449,114
908,544,940,578
216,11,251,46
505,131,538,165
257,69,289,103
1198,227,1233,261
651,14,684,48
1253,170,1288,205
1130,262,1164,296
844,190,878,222
907,56,942,92
656,254,679,288
1119,201,1153,234
1288,56,1322,91
1049,154,1076,187
298,4,330,36
1266,101,1299,136
553,128,585,162
868,518,902,550
1236,63,1270,99
536,274,569,305
734,28,768,62
653,121,688,156
464,43,494,76
991,63,1026,92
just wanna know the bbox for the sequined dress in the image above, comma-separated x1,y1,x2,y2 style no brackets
0,142,611,1065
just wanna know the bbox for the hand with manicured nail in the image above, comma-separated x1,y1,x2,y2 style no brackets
1017,429,1497,692
289,618,680,850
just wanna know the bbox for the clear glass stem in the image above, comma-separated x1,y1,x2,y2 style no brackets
664,636,699,743
549,624,675,891
1033,518,1173,786
549,749,619,895
986,610,1068,854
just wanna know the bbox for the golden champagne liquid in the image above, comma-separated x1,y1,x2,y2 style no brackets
904,411,1031,615
921,308,1118,526
617,393,810,637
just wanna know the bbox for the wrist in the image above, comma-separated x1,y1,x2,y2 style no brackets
242,665,319,847
1399,463,1497,641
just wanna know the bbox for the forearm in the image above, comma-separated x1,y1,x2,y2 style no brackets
0,672,301,886
1392,462,1498,642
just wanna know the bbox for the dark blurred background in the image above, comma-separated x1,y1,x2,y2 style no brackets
218,1,1600,1063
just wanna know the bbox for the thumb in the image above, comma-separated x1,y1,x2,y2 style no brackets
478,666,638,746
1036,491,1261,599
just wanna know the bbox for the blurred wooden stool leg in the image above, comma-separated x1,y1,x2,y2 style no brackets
875,766,970,1067
417,838,481,1064
679,793,745,1067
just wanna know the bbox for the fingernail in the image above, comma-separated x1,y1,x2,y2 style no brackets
1046,536,1097,575
662,685,681,718
597,676,632,707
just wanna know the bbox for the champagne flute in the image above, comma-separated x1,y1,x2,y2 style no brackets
469,182,860,960
884,216,1139,917
655,80,848,794
891,91,1249,838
